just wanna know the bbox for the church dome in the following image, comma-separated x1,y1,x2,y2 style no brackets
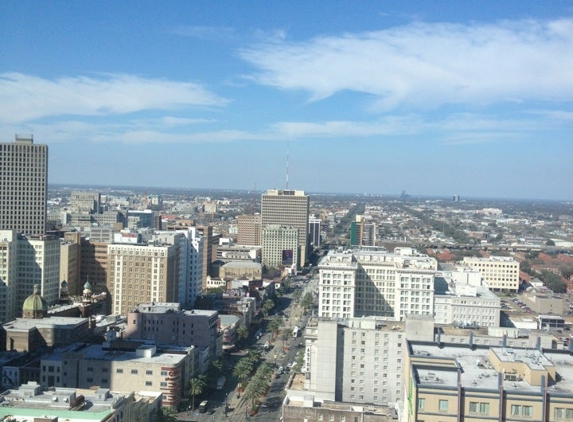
22,285,48,318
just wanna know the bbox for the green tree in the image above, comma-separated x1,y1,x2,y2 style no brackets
188,375,206,411
300,292,313,311
539,270,567,293
153,407,178,422
237,325,249,348
520,259,533,275
244,375,268,409
546,239,556,246
261,299,275,318
292,289,302,302
268,315,282,340
232,357,253,390
561,266,573,280
247,348,262,365
280,327,291,348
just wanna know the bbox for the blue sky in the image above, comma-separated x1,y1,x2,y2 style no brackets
1,1,572,200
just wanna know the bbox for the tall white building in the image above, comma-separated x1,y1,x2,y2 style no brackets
0,230,18,322
318,247,437,321
261,189,309,267
462,256,520,292
0,136,48,236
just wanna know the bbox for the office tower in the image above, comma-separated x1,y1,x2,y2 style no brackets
462,256,520,292
80,238,110,297
237,214,262,245
318,247,437,320
350,215,376,247
60,232,81,297
453,194,460,202
309,218,322,248
196,225,219,286
0,135,48,236
262,225,299,270
261,189,309,267
108,242,178,315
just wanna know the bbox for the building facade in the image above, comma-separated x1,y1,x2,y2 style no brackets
462,256,520,292
261,189,309,267
318,247,437,321
237,214,262,246
108,242,178,315
262,225,299,270
0,135,48,236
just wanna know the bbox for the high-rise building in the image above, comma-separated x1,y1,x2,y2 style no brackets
108,242,178,315
237,214,262,245
350,215,376,247
309,218,322,248
261,189,309,267
0,135,48,236
0,230,18,322
70,190,101,214
262,225,299,270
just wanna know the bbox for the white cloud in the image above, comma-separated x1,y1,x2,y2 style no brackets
0,73,228,124
240,18,573,109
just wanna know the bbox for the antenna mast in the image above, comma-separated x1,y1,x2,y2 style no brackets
286,141,289,190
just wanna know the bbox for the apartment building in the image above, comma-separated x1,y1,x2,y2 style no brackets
309,217,322,248
318,247,437,321
0,135,48,236
261,189,309,266
108,242,178,315
404,341,573,422
462,256,520,292
262,225,299,270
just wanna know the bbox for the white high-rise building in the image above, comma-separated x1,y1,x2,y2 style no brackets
318,247,437,321
262,225,299,270
0,230,18,322
261,189,309,267
0,136,48,236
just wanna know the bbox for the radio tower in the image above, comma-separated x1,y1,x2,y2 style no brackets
286,141,290,190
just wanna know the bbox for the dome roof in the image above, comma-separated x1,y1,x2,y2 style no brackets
23,285,48,313
84,281,93,291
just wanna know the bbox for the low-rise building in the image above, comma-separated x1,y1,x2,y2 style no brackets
462,256,520,292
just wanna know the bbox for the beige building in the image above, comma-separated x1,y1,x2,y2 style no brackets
262,225,299,270
60,232,81,297
41,342,194,409
70,190,101,214
462,256,520,292
108,242,178,315
318,247,437,320
0,230,18,322
237,214,262,245
261,189,309,267
0,135,48,236
404,341,573,422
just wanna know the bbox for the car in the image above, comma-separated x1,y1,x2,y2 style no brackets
278,366,284,373
275,373,281,379
198,401,209,413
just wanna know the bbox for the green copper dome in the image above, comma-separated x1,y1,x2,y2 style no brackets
23,284,48,313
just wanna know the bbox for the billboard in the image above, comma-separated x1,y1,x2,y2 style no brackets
282,249,294,266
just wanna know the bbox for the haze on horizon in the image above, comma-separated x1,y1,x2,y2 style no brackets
1,1,572,200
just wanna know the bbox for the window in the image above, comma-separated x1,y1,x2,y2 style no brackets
439,400,448,412
160,382,167,387
116,368,123,374
131,369,138,374
418,398,425,410
146,370,153,375
161,371,168,376
318,415,323,421
522,406,532,417
146,381,152,386
480,403,490,415
511,405,521,416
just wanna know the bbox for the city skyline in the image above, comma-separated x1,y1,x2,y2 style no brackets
1,1,573,200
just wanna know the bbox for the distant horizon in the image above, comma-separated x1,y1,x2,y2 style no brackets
48,182,572,203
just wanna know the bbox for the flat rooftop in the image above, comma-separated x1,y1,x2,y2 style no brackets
410,343,573,395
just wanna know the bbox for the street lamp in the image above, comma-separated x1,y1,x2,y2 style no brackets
224,393,228,417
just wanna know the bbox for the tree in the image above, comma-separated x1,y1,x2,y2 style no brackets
300,292,313,311
268,316,282,339
280,327,291,348
237,325,249,348
292,290,302,302
188,375,206,411
520,260,533,275
232,357,253,390
153,407,178,422
246,348,262,365
261,299,275,318
546,239,556,246
561,266,573,280
244,376,268,409
539,270,567,293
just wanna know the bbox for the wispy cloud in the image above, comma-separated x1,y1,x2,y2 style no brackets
0,73,228,124
240,18,573,110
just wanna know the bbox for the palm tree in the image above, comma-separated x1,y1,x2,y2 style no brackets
280,327,291,349
237,325,249,348
261,299,275,318
153,407,178,422
232,358,252,390
258,362,273,381
188,375,206,411
244,376,268,409
268,315,282,340
247,348,262,365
